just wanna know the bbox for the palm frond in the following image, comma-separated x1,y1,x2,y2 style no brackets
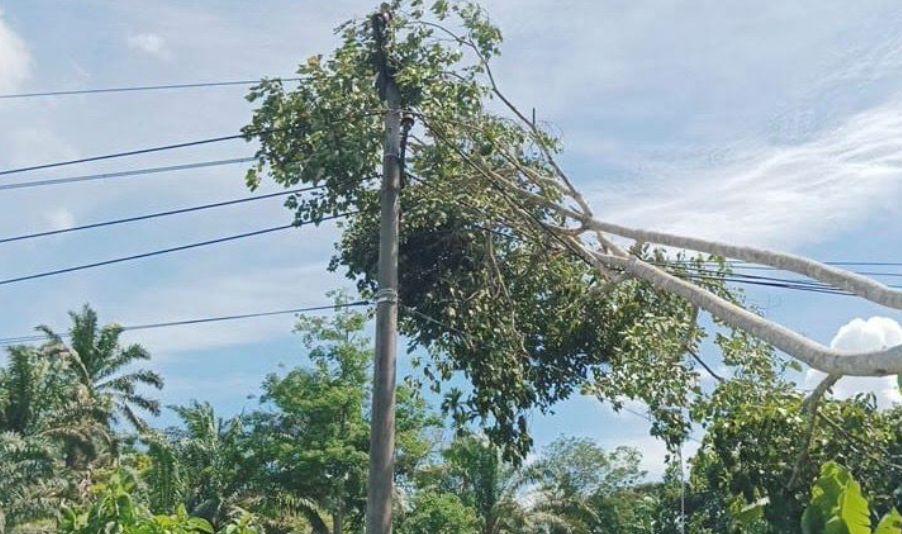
68,305,100,376
120,403,150,432
94,344,151,381
98,370,164,394
263,492,331,534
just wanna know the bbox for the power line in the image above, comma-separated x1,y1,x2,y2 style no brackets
0,108,382,178
0,77,306,100
684,265,902,294
666,263,828,287
730,264,902,280
695,260,902,268
0,178,370,245
0,300,370,347
683,260,902,280
677,267,845,293
0,157,255,192
0,134,249,177
3,165,882,295
0,212,355,287
0,188,299,245
688,274,845,295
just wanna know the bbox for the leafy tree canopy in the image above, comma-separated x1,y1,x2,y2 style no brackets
243,0,774,461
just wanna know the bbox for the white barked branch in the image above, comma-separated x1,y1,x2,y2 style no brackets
502,168,902,377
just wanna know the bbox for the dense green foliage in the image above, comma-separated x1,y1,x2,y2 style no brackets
0,301,683,534
242,0,771,461
801,462,902,534
4,3,902,534
59,469,260,534
686,379,902,533
3,300,902,534
0,305,164,531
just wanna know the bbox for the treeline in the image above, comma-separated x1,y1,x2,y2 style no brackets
6,300,902,533
0,302,681,534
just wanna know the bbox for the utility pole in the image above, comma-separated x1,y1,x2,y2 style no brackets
367,6,401,534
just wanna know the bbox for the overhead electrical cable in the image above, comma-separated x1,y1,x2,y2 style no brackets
692,260,902,268
0,157,255,191
0,176,374,244
0,212,355,287
0,133,250,177
727,264,902,280
0,189,299,244
0,108,383,178
0,301,370,347
0,77,305,100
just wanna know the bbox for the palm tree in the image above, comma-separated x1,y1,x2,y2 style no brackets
145,402,250,528
0,345,63,435
0,345,105,531
38,304,163,431
1,342,111,454
437,434,571,534
0,430,64,532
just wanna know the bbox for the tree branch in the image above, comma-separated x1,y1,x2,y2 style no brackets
415,61,902,378
787,374,840,489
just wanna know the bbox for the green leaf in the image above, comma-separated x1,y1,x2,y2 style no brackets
838,481,872,534
804,463,870,534
802,506,821,534
432,0,449,18
875,509,902,534
734,496,769,526
191,518,215,533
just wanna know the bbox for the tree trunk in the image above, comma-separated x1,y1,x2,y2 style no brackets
333,505,342,534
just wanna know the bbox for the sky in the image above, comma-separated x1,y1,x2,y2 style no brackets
2,0,902,478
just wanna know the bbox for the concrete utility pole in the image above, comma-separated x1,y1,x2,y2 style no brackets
366,6,401,534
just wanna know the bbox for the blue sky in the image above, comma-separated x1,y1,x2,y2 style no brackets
2,0,902,476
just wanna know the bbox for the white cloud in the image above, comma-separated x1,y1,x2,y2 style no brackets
591,97,902,249
596,433,700,480
832,316,902,352
591,399,702,478
475,1,902,252
0,8,30,92
4,127,78,168
44,208,75,231
804,316,902,407
127,32,168,58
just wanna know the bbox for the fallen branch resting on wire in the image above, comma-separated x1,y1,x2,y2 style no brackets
408,17,902,378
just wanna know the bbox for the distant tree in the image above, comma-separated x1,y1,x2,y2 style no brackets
247,293,439,534
0,343,112,530
396,490,478,534
0,431,61,533
38,304,163,432
143,402,251,529
529,436,649,534
415,434,564,534
0,345,70,435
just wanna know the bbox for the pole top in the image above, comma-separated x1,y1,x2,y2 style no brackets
374,3,393,26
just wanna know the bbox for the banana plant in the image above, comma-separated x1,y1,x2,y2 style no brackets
801,462,902,534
